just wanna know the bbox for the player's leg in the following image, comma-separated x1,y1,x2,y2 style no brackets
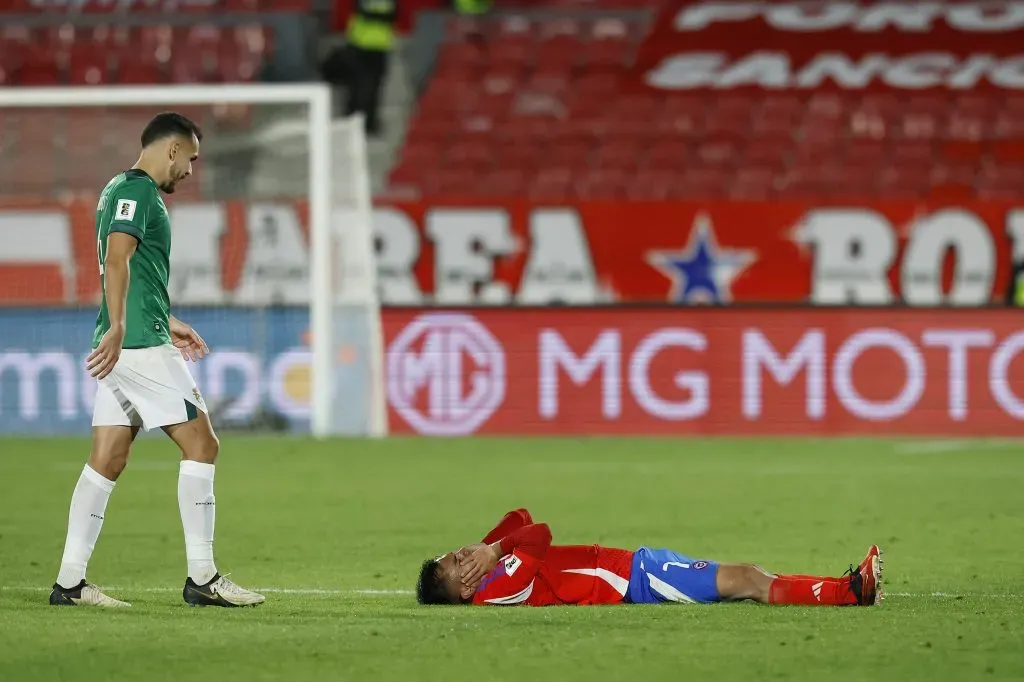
164,411,219,582
714,563,775,603
714,561,860,601
771,545,883,606
163,412,264,607
628,546,882,607
111,344,263,607
116,343,218,589
50,381,141,607
363,50,388,135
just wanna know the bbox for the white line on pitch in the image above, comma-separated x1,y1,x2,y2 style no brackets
891,439,1023,455
889,591,1021,599
0,586,412,596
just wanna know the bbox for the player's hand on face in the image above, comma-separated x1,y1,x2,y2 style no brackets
459,544,500,587
456,544,488,591
86,326,126,379
170,319,209,362
456,544,487,562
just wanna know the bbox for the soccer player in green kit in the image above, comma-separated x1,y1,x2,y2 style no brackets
48,113,264,608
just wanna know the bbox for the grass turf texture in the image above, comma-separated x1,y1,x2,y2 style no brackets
0,437,1021,682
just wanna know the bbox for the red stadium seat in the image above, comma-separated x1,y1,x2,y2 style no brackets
994,114,1024,139
991,140,1024,163
891,140,935,167
17,53,61,85
594,140,642,171
645,140,690,171
478,169,528,197
743,138,790,168
626,170,678,200
575,169,628,198
845,140,887,166
528,167,574,200
118,58,167,85
878,167,929,197
547,139,593,168
386,14,1019,199
672,169,728,199
730,167,777,200
896,111,941,140
777,167,830,198
67,45,111,85
444,139,494,170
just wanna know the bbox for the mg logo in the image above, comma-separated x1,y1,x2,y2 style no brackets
387,313,506,435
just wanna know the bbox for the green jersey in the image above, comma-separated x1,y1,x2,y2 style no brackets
92,169,173,349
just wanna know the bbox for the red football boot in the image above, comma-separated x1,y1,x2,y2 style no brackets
848,545,884,606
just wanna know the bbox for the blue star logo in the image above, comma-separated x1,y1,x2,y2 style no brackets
646,213,757,304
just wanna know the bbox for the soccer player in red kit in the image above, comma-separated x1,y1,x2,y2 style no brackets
417,509,883,607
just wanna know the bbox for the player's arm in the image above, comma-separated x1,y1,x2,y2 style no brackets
103,233,136,332
455,509,535,563
481,508,534,544
466,524,552,605
87,233,137,379
456,509,537,564
461,523,552,586
169,314,209,362
496,522,551,561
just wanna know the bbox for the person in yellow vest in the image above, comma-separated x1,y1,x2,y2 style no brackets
1006,257,1024,306
453,0,491,14
322,0,396,136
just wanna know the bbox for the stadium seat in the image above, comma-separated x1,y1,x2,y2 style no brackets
67,45,111,85
878,167,929,197
644,141,689,172
594,140,642,171
17,54,61,85
575,169,629,198
118,58,167,85
730,167,777,200
991,140,1024,163
445,139,494,170
743,139,790,168
382,15,1021,199
626,170,677,200
528,167,574,199
478,169,528,196
891,140,935,167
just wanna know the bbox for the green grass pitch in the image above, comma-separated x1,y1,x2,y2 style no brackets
0,436,1022,681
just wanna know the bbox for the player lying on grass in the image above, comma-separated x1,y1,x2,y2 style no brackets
48,113,263,609
417,509,883,607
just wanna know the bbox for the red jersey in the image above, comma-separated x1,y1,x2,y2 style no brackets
471,509,634,606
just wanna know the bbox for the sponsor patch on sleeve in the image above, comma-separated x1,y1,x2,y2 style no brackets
115,199,137,221
504,554,522,576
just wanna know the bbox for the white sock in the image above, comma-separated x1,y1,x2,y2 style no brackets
56,465,115,589
178,460,218,585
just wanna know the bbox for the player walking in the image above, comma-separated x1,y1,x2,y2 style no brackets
48,113,264,608
418,509,882,607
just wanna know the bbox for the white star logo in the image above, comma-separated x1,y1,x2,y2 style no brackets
646,213,757,304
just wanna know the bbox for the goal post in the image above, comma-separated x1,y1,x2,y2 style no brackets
0,84,387,438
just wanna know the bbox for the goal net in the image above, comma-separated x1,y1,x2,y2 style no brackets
0,84,386,438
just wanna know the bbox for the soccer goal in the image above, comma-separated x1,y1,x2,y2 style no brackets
0,84,387,438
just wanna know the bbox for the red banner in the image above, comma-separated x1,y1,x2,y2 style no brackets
634,1,1024,91
382,307,1024,436
379,200,1024,306
2,199,1023,306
